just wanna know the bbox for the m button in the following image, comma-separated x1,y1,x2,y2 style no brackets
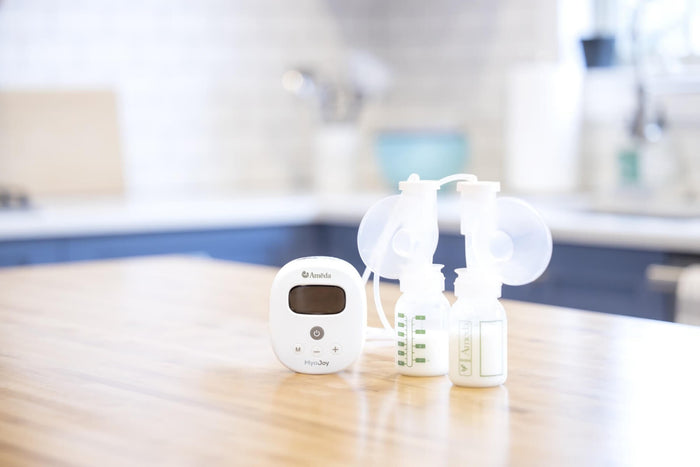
310,326,324,340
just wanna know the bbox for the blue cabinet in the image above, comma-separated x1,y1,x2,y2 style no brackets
63,225,320,267
0,225,320,269
502,243,672,321
0,224,676,321
0,239,67,266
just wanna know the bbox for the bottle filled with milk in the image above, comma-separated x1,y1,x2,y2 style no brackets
395,264,450,376
449,268,507,387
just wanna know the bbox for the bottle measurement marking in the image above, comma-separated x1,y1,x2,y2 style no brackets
397,314,428,367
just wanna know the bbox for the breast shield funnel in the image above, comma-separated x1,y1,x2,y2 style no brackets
357,174,440,280
457,181,552,286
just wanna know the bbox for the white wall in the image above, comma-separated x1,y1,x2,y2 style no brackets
0,0,558,195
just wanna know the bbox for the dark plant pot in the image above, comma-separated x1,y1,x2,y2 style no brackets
581,36,616,68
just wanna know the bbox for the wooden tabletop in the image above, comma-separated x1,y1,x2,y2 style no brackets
1,256,699,466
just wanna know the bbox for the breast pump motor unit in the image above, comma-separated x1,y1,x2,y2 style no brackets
269,173,552,387
269,257,366,374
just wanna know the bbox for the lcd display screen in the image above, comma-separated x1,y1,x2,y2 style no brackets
288,285,346,315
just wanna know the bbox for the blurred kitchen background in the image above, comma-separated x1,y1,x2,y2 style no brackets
1,0,700,324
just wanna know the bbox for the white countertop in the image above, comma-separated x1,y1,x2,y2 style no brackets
1,192,700,254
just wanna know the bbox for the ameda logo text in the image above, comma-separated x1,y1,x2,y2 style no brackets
301,271,331,279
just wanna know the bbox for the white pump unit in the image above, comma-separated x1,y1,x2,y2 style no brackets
269,256,366,374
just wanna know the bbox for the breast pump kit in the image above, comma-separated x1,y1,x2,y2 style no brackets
270,173,552,387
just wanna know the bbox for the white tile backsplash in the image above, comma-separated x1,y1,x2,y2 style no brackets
0,0,559,195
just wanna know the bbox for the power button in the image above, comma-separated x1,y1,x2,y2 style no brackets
310,326,324,340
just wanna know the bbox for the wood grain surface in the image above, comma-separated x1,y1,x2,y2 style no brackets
1,256,699,466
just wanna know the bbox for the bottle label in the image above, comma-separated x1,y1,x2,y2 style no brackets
456,320,504,377
479,320,504,377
